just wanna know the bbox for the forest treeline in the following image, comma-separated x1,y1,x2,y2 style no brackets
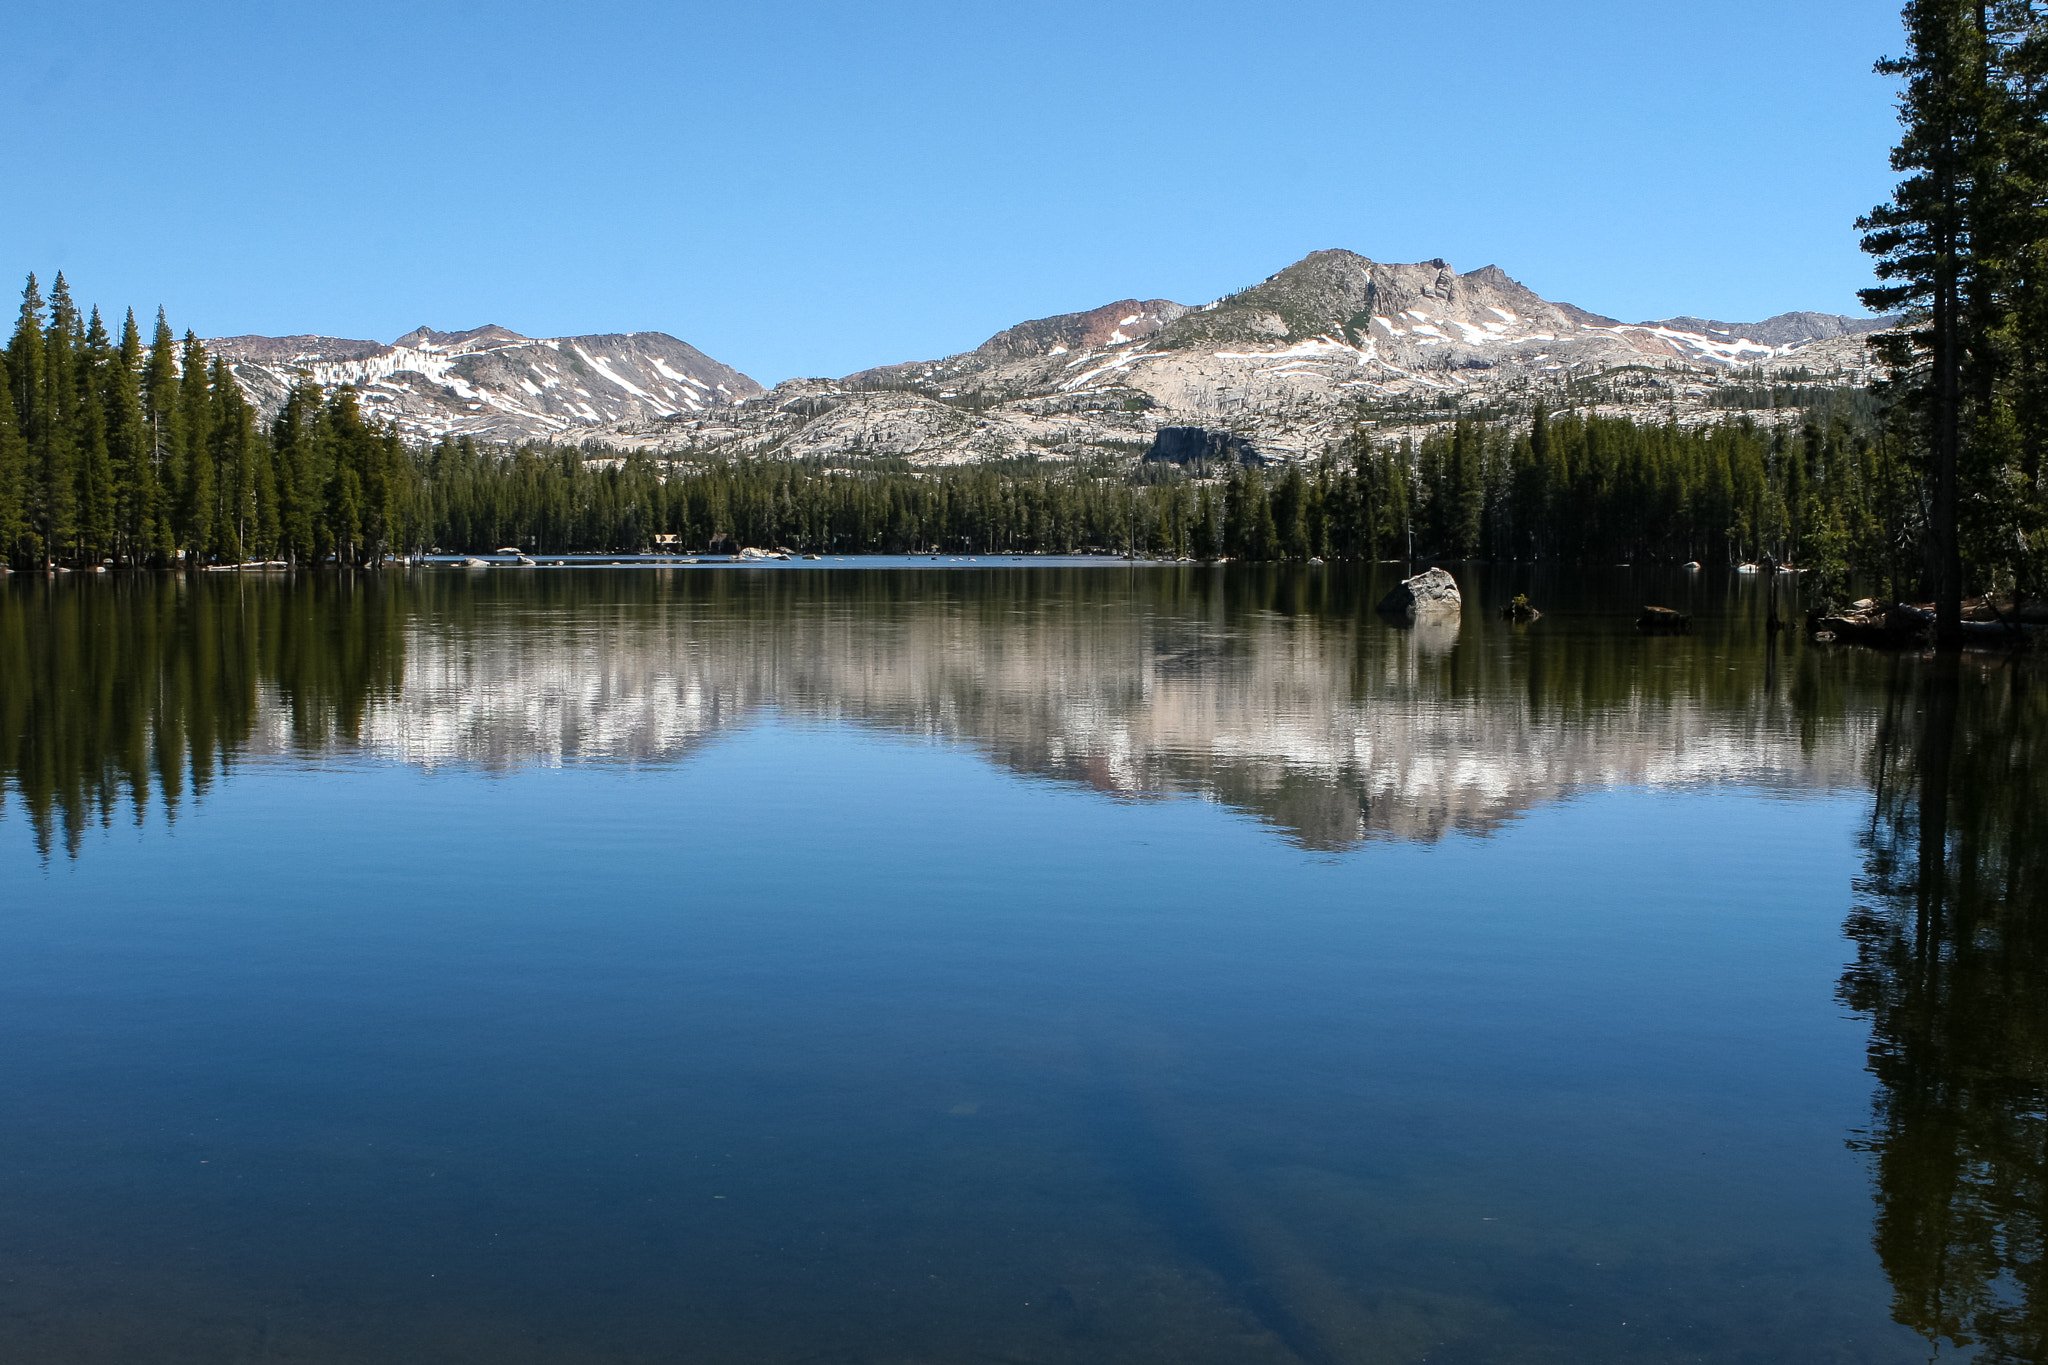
423,404,1917,597
0,276,408,571
0,270,1937,595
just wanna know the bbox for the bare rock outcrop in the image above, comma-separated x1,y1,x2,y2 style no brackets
1376,567,1462,617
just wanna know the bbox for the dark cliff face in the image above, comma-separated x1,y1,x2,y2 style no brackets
1147,426,1262,466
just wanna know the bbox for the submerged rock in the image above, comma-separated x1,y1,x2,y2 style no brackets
1377,567,1462,618
1637,605,1691,633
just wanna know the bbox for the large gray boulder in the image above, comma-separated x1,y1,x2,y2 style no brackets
1376,567,1462,617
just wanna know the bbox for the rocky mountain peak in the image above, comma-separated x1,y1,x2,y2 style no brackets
391,324,530,351
208,334,390,365
1640,312,1894,348
972,298,1191,360
1151,250,1592,353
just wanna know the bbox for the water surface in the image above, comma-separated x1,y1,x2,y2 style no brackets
1,565,2039,1363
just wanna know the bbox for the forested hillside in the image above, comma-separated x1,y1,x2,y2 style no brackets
0,268,1951,600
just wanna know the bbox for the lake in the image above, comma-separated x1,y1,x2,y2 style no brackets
0,563,2039,1364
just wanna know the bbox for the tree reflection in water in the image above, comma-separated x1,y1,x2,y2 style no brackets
0,573,406,859
1841,655,2047,1362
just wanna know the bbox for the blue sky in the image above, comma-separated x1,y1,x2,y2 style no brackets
4,0,1905,385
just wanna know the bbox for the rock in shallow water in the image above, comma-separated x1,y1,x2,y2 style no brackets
1377,567,1463,617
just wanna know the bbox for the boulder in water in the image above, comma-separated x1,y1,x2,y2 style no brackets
1377,567,1462,618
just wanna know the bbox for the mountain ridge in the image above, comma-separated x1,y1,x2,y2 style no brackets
208,247,1894,460
213,325,765,444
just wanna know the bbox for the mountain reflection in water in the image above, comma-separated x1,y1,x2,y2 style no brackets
5,565,1875,855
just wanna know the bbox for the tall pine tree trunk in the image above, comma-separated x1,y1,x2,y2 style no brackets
1931,189,1964,649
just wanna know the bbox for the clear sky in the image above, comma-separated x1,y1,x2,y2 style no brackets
3,0,1906,385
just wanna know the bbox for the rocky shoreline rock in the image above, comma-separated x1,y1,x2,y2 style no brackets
1377,567,1462,618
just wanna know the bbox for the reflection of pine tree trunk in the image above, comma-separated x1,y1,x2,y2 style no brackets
1844,653,2048,1363
1914,652,1957,949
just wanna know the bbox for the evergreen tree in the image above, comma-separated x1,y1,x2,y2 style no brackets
1273,463,1309,560
8,276,48,565
1860,0,2003,646
208,358,258,560
106,310,159,565
0,352,25,564
143,310,180,559
37,273,82,566
176,331,214,559
272,379,322,565
74,308,118,564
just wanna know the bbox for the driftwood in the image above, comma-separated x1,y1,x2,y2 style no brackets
1807,597,2046,649
1809,604,1924,648
1892,603,2045,642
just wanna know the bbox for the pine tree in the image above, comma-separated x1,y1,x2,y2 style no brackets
1449,419,1484,557
1274,463,1309,560
271,379,321,564
143,310,180,559
106,310,158,565
38,273,81,566
1861,0,2004,645
0,352,25,564
321,386,375,564
177,331,214,560
209,358,257,561
74,308,117,564
8,276,48,565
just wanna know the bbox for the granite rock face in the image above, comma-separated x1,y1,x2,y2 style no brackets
1376,567,1463,617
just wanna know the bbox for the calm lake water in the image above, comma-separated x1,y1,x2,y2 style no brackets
1,563,2040,1364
